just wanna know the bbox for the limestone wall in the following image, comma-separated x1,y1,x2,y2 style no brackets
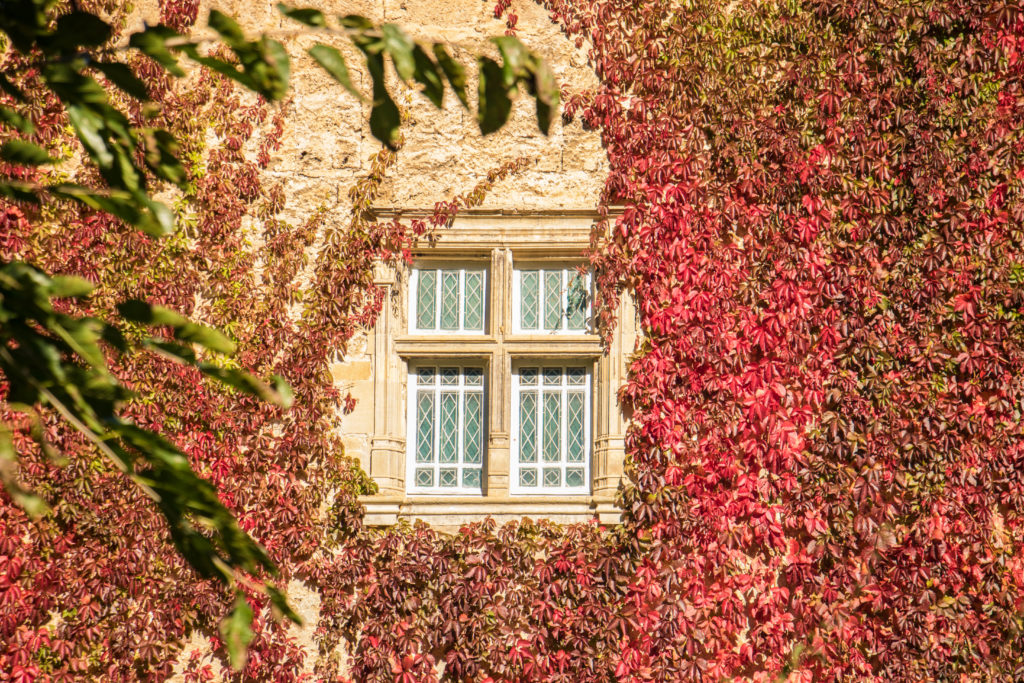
129,0,608,479
127,1,611,676
131,0,606,213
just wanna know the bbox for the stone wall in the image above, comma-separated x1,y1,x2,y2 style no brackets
129,1,612,676
130,0,609,481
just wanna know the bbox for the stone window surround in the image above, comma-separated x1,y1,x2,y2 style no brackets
361,208,628,529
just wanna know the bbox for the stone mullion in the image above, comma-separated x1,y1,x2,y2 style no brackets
593,291,633,508
486,248,512,496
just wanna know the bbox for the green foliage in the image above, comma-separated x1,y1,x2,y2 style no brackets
0,0,558,672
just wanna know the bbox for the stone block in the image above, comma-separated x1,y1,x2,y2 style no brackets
331,360,372,381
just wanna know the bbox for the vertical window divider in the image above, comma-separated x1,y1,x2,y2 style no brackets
434,268,442,330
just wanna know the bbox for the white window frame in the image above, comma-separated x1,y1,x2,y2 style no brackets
511,263,592,335
509,364,592,495
409,263,488,335
406,364,486,495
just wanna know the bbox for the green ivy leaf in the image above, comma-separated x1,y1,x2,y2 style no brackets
260,38,291,101
207,10,247,48
380,24,416,82
308,44,364,101
116,300,236,354
266,584,302,623
477,57,511,135
491,35,532,87
363,51,401,149
140,128,186,187
411,45,444,108
276,4,327,27
198,365,293,408
94,61,151,101
0,105,34,134
50,184,174,237
1,140,58,165
531,58,559,135
221,593,255,671
49,275,94,298
129,25,185,77
0,427,50,520
45,11,112,51
432,44,468,109
339,14,375,32
0,180,40,203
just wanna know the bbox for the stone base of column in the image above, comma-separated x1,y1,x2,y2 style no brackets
369,437,406,496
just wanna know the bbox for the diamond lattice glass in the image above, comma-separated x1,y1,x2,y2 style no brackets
566,467,585,488
439,468,458,487
416,270,436,329
519,391,537,463
464,392,482,464
542,391,561,462
440,270,459,329
520,270,539,329
415,468,433,487
543,467,561,487
439,392,459,463
567,271,588,330
464,271,484,330
567,391,585,462
520,468,537,487
463,468,481,489
544,270,562,330
416,391,434,463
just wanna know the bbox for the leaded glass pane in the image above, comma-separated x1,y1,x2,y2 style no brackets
543,467,561,487
416,270,436,329
417,367,435,384
566,467,585,488
519,392,537,463
441,367,458,385
520,468,537,487
463,468,481,489
464,393,482,464
439,392,459,463
464,368,483,386
464,271,484,331
520,367,538,385
416,391,434,463
521,270,539,329
440,270,459,329
567,367,586,385
567,391,585,463
543,391,561,462
543,367,562,385
567,271,588,330
439,468,458,487
415,468,433,487
544,270,563,330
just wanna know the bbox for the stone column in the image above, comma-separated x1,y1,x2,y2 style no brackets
369,264,405,495
593,291,633,502
486,248,512,496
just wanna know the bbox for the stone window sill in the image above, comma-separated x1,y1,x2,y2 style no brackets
361,495,621,532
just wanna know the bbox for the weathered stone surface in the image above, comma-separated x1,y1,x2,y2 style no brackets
132,0,610,673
